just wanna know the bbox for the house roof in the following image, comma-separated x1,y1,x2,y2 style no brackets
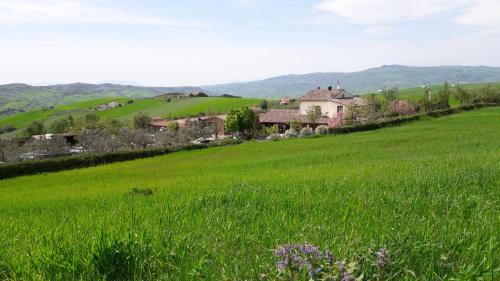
299,88,354,102
259,109,329,124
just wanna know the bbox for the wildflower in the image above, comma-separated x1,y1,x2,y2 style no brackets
276,260,288,272
375,248,389,268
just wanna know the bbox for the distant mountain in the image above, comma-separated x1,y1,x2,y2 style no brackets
203,65,500,98
0,83,205,116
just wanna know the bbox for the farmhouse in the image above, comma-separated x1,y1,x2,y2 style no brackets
259,86,365,130
150,115,226,136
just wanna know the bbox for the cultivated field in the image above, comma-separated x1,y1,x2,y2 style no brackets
0,107,498,280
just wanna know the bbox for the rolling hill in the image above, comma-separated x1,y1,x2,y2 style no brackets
0,83,206,116
203,65,500,98
0,107,498,280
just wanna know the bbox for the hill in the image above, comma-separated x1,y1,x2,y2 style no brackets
203,65,500,98
0,107,498,280
0,97,260,137
0,83,206,116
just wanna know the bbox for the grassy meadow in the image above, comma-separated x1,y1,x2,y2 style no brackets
0,107,499,280
0,97,260,137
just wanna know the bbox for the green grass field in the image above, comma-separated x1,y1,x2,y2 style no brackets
0,97,260,137
0,107,498,280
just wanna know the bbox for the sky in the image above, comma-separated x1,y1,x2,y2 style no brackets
0,0,499,86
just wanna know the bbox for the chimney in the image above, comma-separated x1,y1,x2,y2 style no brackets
337,80,341,90
328,86,333,91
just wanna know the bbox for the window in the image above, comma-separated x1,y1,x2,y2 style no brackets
337,106,343,114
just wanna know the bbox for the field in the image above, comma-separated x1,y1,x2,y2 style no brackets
0,97,260,137
0,107,498,280
392,82,500,106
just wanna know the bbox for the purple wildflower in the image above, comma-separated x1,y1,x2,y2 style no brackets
276,260,288,272
375,248,389,268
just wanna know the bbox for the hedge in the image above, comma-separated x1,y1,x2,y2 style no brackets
328,103,498,135
0,143,222,180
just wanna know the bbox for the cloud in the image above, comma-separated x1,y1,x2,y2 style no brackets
0,0,200,27
313,0,471,24
456,0,500,28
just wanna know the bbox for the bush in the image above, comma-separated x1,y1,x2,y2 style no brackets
299,127,314,137
0,144,209,180
315,125,329,135
284,128,298,138
127,187,153,196
266,134,282,141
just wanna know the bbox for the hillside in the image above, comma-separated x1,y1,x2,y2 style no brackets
0,97,260,137
0,107,498,280
203,65,500,98
0,83,206,116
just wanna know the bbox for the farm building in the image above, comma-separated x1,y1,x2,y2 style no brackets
259,86,365,130
150,115,226,136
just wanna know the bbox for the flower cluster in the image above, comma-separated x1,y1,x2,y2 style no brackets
375,248,389,268
273,244,390,281
274,243,333,279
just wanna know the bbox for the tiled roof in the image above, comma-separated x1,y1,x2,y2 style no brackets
259,109,329,124
299,88,354,101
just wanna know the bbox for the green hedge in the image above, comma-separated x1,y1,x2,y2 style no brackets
328,103,497,135
0,145,208,180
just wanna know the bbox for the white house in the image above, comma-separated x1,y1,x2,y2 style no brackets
299,86,365,118
259,85,366,130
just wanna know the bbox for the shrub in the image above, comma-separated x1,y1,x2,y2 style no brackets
299,127,314,137
127,188,153,196
284,128,298,138
267,134,282,141
259,100,268,110
133,112,152,130
0,125,16,134
315,125,329,135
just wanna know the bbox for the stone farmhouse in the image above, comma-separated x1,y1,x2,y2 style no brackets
151,115,226,136
259,86,365,131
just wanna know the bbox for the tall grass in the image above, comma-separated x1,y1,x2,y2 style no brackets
0,107,498,280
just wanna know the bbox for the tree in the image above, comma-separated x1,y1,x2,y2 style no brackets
454,86,471,105
306,105,322,123
24,120,45,136
225,107,258,137
85,113,101,129
259,100,268,110
134,112,152,129
104,118,124,135
382,86,398,103
435,81,451,109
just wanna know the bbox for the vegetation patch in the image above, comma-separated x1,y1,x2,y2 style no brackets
127,188,154,197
